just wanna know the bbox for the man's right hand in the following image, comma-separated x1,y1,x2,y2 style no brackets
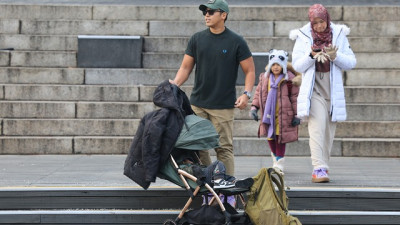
169,79,177,85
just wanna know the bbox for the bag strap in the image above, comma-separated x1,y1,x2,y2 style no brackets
268,168,288,212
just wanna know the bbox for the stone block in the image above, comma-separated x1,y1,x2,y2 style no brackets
342,139,400,157
0,68,84,84
355,53,400,69
233,120,259,137
237,52,268,85
76,102,156,119
3,119,139,136
229,6,342,21
142,53,183,69
0,51,10,66
245,37,294,53
345,69,400,86
10,51,76,68
0,101,75,118
74,137,132,154
4,85,139,101
274,21,307,37
149,21,273,37
349,37,400,53
345,87,400,104
0,19,20,34
234,103,400,121
143,37,189,53
0,34,78,51
344,6,400,21
0,137,73,154
85,68,193,85
21,20,148,36
0,5,92,20
231,138,341,156
346,21,400,37
347,104,400,121
300,121,400,139
94,5,201,21
78,35,143,68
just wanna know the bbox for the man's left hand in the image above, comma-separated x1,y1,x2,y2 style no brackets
234,95,248,109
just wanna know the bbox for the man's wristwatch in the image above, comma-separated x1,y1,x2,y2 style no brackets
243,91,251,99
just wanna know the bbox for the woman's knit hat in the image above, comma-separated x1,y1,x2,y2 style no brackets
265,49,289,79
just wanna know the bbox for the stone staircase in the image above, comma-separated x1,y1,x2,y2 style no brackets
0,3,399,158
0,187,399,224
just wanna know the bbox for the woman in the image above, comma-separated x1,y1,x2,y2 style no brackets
289,4,356,183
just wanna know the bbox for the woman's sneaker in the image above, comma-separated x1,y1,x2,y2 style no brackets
312,168,330,183
213,179,235,189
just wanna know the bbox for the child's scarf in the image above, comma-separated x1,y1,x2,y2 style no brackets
262,73,284,138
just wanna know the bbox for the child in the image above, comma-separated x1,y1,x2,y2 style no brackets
250,49,301,174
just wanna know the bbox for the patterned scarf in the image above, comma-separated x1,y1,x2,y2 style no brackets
308,4,332,50
262,73,283,138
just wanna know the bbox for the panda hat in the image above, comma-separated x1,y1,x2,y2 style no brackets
265,49,289,80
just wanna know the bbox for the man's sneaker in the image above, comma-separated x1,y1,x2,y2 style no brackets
235,177,254,189
213,179,235,189
312,168,330,183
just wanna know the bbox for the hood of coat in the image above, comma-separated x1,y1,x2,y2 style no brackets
289,22,351,41
153,80,181,110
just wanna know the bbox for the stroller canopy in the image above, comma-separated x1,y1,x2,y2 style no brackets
175,115,220,150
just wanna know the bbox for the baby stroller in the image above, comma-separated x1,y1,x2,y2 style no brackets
160,114,251,225
124,81,251,224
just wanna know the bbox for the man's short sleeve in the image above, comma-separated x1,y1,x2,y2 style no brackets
185,35,196,57
237,37,252,62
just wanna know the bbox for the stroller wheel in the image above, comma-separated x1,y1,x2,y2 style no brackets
163,219,177,225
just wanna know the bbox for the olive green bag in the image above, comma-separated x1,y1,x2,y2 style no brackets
245,168,302,225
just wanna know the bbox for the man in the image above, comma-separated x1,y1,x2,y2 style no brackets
170,0,255,177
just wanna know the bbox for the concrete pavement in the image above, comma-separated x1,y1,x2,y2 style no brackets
1,155,399,189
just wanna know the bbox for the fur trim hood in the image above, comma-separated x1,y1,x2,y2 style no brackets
289,22,351,41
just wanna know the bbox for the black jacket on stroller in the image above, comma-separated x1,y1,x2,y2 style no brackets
124,80,194,189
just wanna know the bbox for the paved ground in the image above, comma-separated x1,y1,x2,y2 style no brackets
0,0,399,5
1,155,399,189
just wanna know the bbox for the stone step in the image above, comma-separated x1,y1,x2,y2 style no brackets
136,85,400,104
0,209,398,225
2,119,399,139
144,36,400,53
0,101,76,118
236,120,400,138
1,18,397,38
0,4,398,22
3,85,140,101
234,103,400,121
142,52,400,69
1,34,398,53
10,50,76,68
2,119,140,136
0,67,84,84
0,67,398,86
84,68,194,85
0,136,399,156
83,68,400,86
150,20,400,37
19,20,148,36
0,34,77,51
0,101,399,121
0,187,398,211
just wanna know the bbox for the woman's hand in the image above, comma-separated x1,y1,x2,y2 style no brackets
325,45,338,61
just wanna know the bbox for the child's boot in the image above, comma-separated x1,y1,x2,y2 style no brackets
273,158,285,175
271,152,277,167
